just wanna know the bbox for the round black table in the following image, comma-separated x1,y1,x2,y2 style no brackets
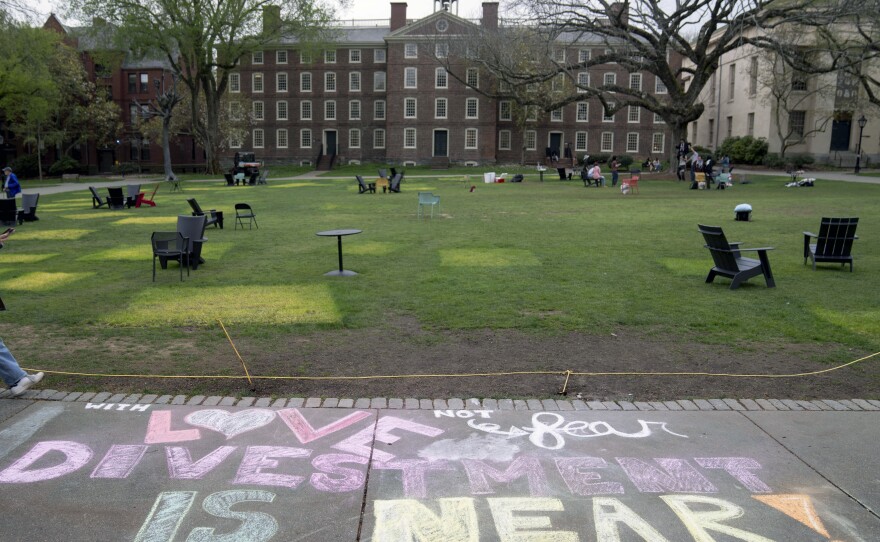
316,229,362,276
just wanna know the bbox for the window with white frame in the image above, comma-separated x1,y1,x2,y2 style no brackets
575,131,588,151
654,112,665,124
577,72,589,92
551,108,563,121
276,101,288,120
435,98,447,119
551,73,565,91
435,68,447,89
253,101,264,120
553,48,565,62
465,128,477,149
253,128,264,148
349,100,360,120
276,73,288,92
728,63,736,99
404,67,417,88
499,100,512,121
374,71,386,91
349,129,360,148
325,100,336,120
603,73,616,86
726,115,733,139
300,100,312,120
788,110,806,137
374,49,386,63
230,73,240,93
301,73,312,92
603,103,615,122
629,73,642,91
601,132,613,152
374,128,385,149
374,100,385,120
747,112,755,136
466,97,478,118
466,68,478,88
499,80,511,92
229,133,242,148
349,49,361,63
749,57,758,96
652,133,664,154
404,43,417,58
252,51,264,64
435,43,448,58
404,127,416,148
277,50,288,64
277,129,288,148
579,49,590,63
229,102,242,121
526,106,538,121
628,105,640,123
626,132,639,153
655,77,667,94
300,51,312,64
499,130,511,150
525,130,536,150
404,97,417,118
324,50,336,63
349,72,361,92
576,102,589,122
253,73,264,93
325,72,336,91
300,129,312,148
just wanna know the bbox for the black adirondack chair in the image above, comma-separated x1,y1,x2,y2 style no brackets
107,187,126,209
388,173,402,193
356,175,376,194
0,198,17,226
224,173,235,186
89,186,108,208
17,193,39,223
698,224,776,290
803,217,859,272
187,198,223,229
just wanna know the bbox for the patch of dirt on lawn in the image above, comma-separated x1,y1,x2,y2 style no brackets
38,317,878,401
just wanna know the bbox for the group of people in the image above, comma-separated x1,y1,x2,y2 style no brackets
641,157,663,172
675,139,732,187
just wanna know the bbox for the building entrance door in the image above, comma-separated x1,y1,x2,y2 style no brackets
433,130,448,157
325,131,337,155
549,133,562,158
830,115,852,152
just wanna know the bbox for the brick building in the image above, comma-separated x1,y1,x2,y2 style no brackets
232,2,678,168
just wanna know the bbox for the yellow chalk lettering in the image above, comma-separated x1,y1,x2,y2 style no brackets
372,498,478,542
488,497,579,542
661,495,777,542
592,497,671,542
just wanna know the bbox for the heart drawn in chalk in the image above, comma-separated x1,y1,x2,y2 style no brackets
185,409,276,439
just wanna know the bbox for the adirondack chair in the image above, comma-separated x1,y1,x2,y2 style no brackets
187,198,223,229
177,214,208,269
151,231,188,281
256,169,269,185
356,175,376,194
698,224,776,290
125,184,142,208
388,173,402,193
106,187,126,209
621,170,641,194
89,186,108,208
139,183,160,207
17,193,39,223
803,217,859,272
0,198,17,226
417,192,440,219
224,173,235,186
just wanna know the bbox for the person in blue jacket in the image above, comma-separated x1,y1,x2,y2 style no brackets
3,167,21,198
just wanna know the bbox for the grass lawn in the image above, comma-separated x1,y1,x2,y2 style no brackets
2,171,877,396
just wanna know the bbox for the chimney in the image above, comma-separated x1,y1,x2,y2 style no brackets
607,2,628,27
482,2,498,30
263,5,282,35
390,3,408,31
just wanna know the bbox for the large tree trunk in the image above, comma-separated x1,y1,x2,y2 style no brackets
162,117,177,181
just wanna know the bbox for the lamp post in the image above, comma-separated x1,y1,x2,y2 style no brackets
855,114,867,174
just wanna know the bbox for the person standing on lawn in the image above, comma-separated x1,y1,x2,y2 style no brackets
0,228,44,396
609,156,620,187
3,167,21,199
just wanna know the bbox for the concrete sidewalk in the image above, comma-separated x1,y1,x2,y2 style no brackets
0,395,878,540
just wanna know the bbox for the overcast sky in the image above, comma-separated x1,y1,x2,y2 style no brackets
31,0,492,25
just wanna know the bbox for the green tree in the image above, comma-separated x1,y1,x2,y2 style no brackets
68,0,338,173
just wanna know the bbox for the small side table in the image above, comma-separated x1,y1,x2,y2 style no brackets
316,229,362,276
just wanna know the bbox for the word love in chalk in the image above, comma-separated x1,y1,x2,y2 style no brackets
464,412,688,450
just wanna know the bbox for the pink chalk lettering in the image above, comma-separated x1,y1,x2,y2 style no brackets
462,456,551,496
694,457,772,493
166,446,237,479
309,453,369,493
91,445,149,479
616,458,717,494
277,408,372,444
372,459,455,498
0,440,93,483
555,457,625,495
333,416,444,463
233,446,311,488
145,410,201,444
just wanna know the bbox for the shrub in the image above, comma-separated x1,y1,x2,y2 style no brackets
762,153,785,168
718,136,769,165
48,156,81,176
788,153,815,168
692,145,712,156
9,154,40,178
588,153,609,164
114,162,140,175
618,154,634,168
